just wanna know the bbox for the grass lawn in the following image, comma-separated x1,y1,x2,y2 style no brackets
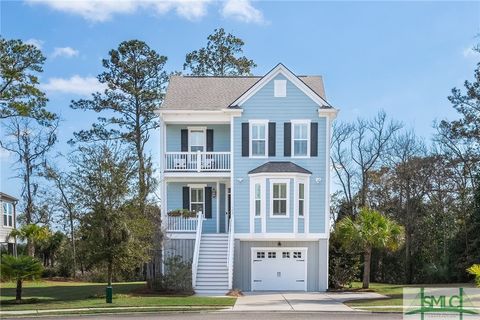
344,282,477,312
0,280,236,311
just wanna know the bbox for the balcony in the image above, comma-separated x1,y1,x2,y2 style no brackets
165,151,231,172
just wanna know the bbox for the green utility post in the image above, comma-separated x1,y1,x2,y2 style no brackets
106,286,113,303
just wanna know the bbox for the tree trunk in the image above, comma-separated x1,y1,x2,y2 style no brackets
27,241,35,257
107,261,113,286
16,278,22,302
362,247,372,289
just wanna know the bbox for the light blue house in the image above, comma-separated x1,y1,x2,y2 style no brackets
157,64,337,295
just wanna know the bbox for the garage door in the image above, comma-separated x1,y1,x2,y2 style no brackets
251,248,307,291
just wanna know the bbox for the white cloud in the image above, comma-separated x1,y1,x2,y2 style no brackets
25,38,44,49
221,0,264,24
41,75,106,96
463,46,480,58
26,0,211,22
52,47,79,58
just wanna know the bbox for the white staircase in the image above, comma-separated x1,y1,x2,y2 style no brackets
194,233,229,295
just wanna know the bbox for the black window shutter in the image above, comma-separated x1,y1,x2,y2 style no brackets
268,122,276,157
242,123,249,157
310,122,318,157
181,129,188,152
182,186,190,210
204,187,212,219
206,129,214,151
284,122,291,156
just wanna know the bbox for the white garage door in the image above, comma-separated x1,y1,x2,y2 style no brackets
251,248,307,291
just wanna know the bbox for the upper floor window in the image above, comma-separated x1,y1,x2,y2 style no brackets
189,128,205,152
292,121,310,157
250,121,267,157
2,202,13,227
190,188,204,214
271,181,289,217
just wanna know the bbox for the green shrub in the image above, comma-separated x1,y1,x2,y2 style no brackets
150,256,192,293
167,209,196,218
467,264,480,287
328,235,361,289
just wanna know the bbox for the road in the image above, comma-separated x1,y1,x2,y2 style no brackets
7,311,402,320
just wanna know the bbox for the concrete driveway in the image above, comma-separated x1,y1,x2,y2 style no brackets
232,292,386,312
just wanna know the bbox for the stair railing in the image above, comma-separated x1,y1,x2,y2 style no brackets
192,211,203,289
227,214,235,290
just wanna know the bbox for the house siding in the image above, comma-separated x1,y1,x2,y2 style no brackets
233,240,329,292
166,124,230,152
164,239,195,263
233,74,327,234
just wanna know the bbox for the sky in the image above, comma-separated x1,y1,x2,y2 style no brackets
1,0,479,200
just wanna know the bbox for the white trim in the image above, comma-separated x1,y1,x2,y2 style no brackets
318,108,339,119
324,115,332,236
187,184,207,188
269,179,290,218
164,172,231,179
249,119,269,158
216,181,220,233
249,177,266,234
248,172,311,178
250,247,308,292
291,119,311,158
167,232,196,239
235,233,328,240
158,110,242,124
230,116,235,234
230,63,330,107
294,177,309,234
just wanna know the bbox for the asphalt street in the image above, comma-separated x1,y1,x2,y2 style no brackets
5,311,403,320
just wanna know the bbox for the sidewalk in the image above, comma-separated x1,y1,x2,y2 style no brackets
0,305,231,316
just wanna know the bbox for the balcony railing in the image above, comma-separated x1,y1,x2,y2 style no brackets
166,215,198,232
165,151,231,172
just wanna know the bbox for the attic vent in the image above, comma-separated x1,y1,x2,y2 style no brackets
274,80,286,97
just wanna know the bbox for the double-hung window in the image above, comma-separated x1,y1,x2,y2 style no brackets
292,121,310,157
250,121,267,157
298,183,305,217
271,181,289,217
189,128,205,152
190,188,204,214
254,183,261,217
2,202,13,227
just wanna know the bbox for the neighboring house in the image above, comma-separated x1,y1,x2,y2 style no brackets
0,192,18,254
157,63,337,295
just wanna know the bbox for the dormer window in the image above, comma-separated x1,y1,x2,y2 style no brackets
274,80,286,97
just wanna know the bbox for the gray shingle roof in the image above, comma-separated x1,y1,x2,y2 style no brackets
0,192,18,202
248,162,312,175
161,75,327,110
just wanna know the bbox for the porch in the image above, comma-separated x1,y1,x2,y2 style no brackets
164,179,231,234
